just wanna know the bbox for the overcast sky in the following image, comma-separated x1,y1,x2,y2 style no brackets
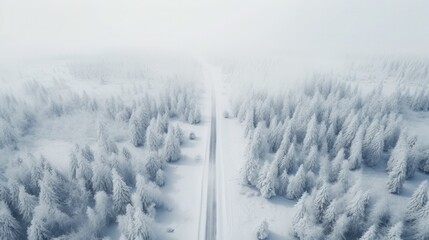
1,0,428,58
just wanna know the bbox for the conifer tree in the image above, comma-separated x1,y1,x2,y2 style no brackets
18,186,38,224
405,180,428,221
387,155,407,194
386,222,403,240
163,126,181,162
0,201,22,240
303,114,318,153
112,169,131,215
286,165,306,200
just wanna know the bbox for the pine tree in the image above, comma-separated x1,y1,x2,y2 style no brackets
349,125,364,170
328,213,350,240
337,161,352,193
28,203,71,240
277,170,289,196
386,154,407,194
330,149,345,183
343,114,360,148
304,145,319,172
155,169,165,187
257,161,278,199
18,186,38,224
134,174,163,213
112,169,131,215
173,124,185,145
272,134,289,170
144,152,162,181
38,170,61,208
332,130,346,157
323,198,342,234
244,108,256,137
415,204,429,240
131,207,152,240
69,151,78,180
256,220,269,240
249,121,268,159
405,180,428,221
359,225,379,240
129,109,146,147
280,140,297,174
303,114,318,153
146,118,164,152
286,165,306,200
387,133,408,172
242,155,260,186
0,201,22,240
163,126,181,162
314,183,331,223
363,119,384,166
347,190,370,235
91,160,113,193
386,222,403,240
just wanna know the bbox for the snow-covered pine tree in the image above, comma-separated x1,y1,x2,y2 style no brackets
336,160,352,193
38,170,61,209
343,113,360,148
314,183,331,223
129,109,146,147
257,161,278,199
18,186,38,224
303,114,318,153
329,149,345,183
323,198,343,234
173,124,185,145
91,160,113,193
144,151,162,181
349,125,364,170
0,201,22,240
347,190,370,236
304,145,319,172
146,118,164,152
415,202,429,240
244,107,256,137
155,169,165,187
131,206,152,240
286,165,306,200
277,170,289,196
405,180,428,221
332,130,346,157
272,134,289,170
386,154,407,194
328,214,350,240
250,121,268,159
280,140,297,174
69,151,78,180
359,225,379,240
387,133,408,173
256,220,269,240
386,222,403,240
134,174,163,213
242,154,260,186
112,169,131,215
163,125,181,162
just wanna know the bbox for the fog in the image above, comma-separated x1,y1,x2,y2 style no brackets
1,0,429,60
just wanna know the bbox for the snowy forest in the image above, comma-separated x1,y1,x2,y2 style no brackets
228,58,429,239
0,57,204,240
1,1,429,239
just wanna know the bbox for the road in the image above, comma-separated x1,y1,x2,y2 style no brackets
205,81,217,240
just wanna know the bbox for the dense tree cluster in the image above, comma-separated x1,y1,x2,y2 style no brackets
0,75,200,239
232,80,429,239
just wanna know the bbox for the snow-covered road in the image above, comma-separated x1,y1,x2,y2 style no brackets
205,79,218,240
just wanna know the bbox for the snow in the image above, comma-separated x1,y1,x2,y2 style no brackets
214,65,297,240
